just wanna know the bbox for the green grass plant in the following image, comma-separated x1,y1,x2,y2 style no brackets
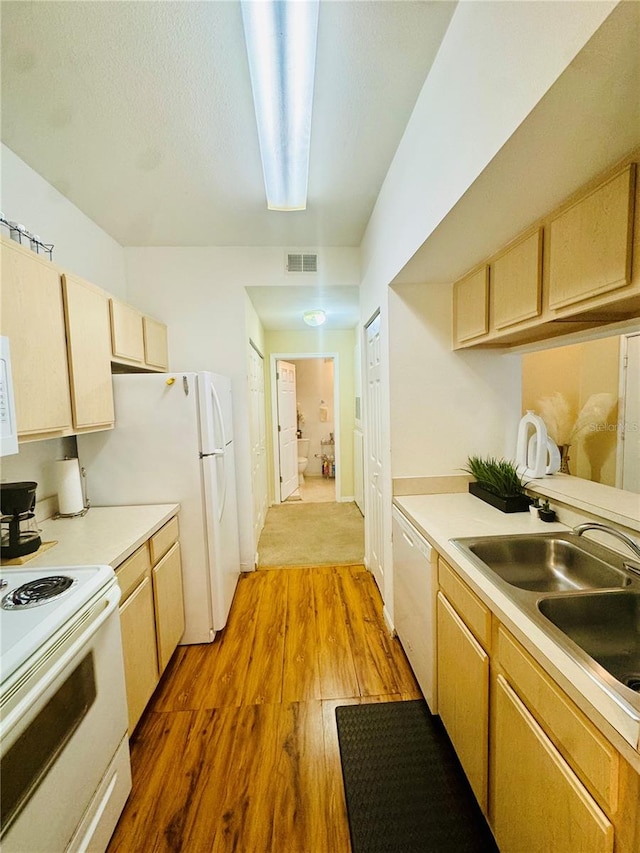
464,455,528,498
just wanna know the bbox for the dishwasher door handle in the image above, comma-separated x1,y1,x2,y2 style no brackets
401,530,415,547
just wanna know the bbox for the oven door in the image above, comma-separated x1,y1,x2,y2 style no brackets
1,582,131,852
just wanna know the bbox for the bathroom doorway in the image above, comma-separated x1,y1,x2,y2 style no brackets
271,353,339,504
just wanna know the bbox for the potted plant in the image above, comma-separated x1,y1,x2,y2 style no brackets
464,455,531,513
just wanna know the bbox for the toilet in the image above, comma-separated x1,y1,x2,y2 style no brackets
297,438,310,485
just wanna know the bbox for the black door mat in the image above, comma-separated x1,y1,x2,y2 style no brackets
335,700,498,853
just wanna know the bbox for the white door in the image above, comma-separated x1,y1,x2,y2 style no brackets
365,314,384,593
620,333,640,492
354,428,364,515
277,359,299,501
249,344,268,555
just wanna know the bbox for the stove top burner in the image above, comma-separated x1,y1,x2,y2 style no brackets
2,576,77,610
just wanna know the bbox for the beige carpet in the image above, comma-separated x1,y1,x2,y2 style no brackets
257,501,364,568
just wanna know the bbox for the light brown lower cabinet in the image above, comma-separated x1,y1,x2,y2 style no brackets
152,542,185,673
433,549,640,853
119,575,159,735
436,591,489,813
116,516,184,734
492,674,614,853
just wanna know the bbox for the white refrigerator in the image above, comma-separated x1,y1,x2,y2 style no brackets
77,372,241,644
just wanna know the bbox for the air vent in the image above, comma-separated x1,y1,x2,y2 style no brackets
287,253,318,273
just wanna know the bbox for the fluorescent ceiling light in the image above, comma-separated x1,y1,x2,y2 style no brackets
303,309,326,327
241,0,319,211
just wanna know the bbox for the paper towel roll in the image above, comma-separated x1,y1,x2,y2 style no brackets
56,458,85,515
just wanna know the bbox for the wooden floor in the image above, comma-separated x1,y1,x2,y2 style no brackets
108,564,421,853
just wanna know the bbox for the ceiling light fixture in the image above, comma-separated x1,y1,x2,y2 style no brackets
241,0,319,211
303,309,326,327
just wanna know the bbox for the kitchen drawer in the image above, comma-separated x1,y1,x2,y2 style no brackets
497,625,618,811
438,558,491,649
149,516,179,565
116,544,151,602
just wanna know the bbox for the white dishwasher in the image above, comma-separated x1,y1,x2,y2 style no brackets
392,505,438,712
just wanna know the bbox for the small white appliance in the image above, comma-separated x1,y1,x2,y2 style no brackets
0,336,19,457
78,372,241,643
0,564,131,851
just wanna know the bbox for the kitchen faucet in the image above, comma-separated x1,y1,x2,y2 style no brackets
573,522,640,561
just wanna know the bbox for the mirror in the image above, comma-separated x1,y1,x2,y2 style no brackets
522,332,640,494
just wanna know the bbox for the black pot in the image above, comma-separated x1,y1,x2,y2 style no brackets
1,481,38,517
469,481,531,513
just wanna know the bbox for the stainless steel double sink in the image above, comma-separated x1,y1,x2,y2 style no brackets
451,531,640,717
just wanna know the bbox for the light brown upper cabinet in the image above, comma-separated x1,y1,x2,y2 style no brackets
548,164,635,311
110,298,145,364
491,228,543,330
62,273,115,431
1,237,73,439
109,298,169,372
453,265,489,345
452,151,640,350
143,316,169,370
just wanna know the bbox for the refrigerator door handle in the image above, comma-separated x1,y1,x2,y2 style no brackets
200,450,224,458
209,381,227,518
209,381,227,448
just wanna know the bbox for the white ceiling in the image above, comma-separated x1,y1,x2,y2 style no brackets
246,285,360,331
1,0,455,249
3,1,639,334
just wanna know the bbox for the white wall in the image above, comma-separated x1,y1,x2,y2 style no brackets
125,247,360,572
263,329,356,503
357,2,616,611
359,1,618,305
1,144,127,296
389,284,521,475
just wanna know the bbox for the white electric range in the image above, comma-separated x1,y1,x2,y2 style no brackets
0,564,132,852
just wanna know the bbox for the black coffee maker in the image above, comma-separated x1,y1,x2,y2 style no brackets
1,481,42,560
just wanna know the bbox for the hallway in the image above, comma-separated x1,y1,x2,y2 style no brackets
107,565,420,852
286,475,335,503
256,501,364,568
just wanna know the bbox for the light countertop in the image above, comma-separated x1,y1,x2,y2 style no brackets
393,492,640,765
4,504,180,571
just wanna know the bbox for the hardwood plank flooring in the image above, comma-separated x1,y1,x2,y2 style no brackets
108,565,421,853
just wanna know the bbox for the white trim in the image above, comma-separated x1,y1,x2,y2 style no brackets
382,604,394,634
615,333,629,489
509,317,640,355
616,331,640,493
270,351,341,504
